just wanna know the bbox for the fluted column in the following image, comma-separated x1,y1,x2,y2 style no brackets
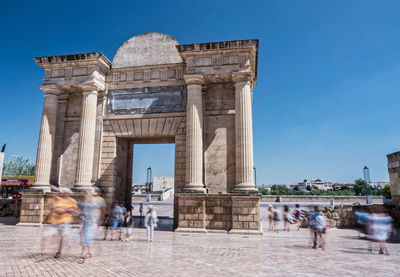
184,75,205,193
33,86,60,192
233,74,257,192
74,89,98,189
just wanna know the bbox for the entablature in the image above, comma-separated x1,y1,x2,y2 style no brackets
106,63,185,90
34,52,111,91
177,39,258,84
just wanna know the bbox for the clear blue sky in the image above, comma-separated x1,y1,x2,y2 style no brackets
1,0,399,184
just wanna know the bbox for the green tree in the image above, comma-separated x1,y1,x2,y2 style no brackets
381,184,391,199
2,155,35,176
354,179,368,195
258,187,270,195
270,185,289,195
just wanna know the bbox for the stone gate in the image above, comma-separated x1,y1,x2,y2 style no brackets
20,32,261,234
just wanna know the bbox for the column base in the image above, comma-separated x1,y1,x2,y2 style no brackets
183,182,206,193
232,182,258,193
31,183,51,193
73,182,93,192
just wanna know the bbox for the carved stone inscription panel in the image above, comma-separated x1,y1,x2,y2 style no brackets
107,86,187,115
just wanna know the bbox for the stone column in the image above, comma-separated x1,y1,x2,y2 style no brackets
74,88,98,189
233,74,257,192
183,75,205,193
33,86,60,192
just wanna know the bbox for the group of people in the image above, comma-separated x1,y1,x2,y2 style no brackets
103,201,158,243
268,204,397,254
103,201,134,242
268,205,330,250
39,187,158,264
267,204,302,232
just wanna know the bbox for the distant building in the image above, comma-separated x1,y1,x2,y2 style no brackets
132,184,147,194
153,176,174,192
369,182,388,189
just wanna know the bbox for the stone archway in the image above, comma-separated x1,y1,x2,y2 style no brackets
20,33,261,234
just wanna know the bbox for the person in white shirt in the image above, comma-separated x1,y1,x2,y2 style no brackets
144,205,158,242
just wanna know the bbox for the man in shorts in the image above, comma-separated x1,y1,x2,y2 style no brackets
111,201,123,240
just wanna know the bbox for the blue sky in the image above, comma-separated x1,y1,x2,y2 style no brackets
1,0,399,184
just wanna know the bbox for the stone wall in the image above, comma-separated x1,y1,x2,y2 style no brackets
176,193,261,234
261,195,384,204
19,192,48,224
0,199,21,217
132,194,166,202
302,204,400,229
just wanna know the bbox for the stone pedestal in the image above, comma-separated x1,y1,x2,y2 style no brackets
33,86,59,192
233,74,256,192
74,89,98,190
387,151,400,204
18,192,47,225
18,191,84,226
175,193,262,234
183,75,205,193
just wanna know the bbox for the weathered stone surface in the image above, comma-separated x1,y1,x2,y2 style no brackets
112,32,183,68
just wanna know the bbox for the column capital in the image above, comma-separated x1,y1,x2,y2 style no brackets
39,85,62,96
231,73,253,84
82,89,98,97
184,74,205,86
78,82,103,93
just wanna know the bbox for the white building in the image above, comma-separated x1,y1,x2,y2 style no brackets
153,176,174,192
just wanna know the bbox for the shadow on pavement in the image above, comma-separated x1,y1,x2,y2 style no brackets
0,216,19,225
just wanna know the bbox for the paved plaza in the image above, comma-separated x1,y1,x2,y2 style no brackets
0,222,399,277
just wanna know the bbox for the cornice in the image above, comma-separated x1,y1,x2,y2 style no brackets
33,52,112,71
176,39,258,53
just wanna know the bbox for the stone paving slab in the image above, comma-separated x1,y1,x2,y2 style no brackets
0,224,399,277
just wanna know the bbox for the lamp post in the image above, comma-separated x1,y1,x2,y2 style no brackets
253,166,257,187
0,144,6,181
363,166,371,204
146,166,152,192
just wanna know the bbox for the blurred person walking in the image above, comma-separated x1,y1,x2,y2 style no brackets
267,205,274,231
144,205,158,242
124,210,134,242
271,205,280,232
283,205,295,232
103,214,111,240
293,204,302,231
78,188,104,264
367,213,396,255
110,201,124,241
308,206,327,250
118,202,127,240
40,188,78,259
